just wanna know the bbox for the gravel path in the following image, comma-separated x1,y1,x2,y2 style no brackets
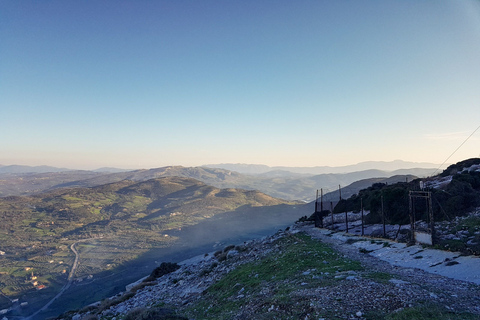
300,223,480,316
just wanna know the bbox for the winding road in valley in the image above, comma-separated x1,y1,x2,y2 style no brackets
25,239,91,320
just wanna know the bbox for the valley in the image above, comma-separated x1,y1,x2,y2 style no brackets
1,159,478,319
0,176,309,319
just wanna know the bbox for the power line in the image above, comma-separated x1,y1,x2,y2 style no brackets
431,124,480,177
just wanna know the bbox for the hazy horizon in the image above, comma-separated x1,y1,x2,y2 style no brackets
2,1,479,170
0,159,443,172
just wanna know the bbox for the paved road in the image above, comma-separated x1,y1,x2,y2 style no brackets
25,239,88,320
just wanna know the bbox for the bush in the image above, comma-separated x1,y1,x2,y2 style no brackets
296,215,310,223
216,252,227,262
223,244,235,253
235,245,247,252
144,262,180,282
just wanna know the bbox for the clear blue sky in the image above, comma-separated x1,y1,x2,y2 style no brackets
1,0,479,170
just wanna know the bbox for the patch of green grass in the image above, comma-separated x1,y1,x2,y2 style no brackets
365,271,393,283
185,233,363,319
121,196,150,211
385,303,479,320
458,216,480,234
439,240,466,252
62,196,83,202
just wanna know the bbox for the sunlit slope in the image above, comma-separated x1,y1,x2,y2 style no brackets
0,176,296,246
0,176,302,313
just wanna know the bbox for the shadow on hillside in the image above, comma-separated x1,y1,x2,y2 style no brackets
33,202,311,320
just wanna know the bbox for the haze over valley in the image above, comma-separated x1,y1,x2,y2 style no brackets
0,174,309,318
0,160,437,201
0,160,439,318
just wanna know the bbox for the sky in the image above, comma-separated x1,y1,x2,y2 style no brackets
1,0,479,170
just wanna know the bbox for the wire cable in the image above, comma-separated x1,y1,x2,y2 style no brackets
431,124,480,176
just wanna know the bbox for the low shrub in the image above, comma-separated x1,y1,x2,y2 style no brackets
296,215,310,223
144,262,180,282
223,244,235,253
216,252,227,262
235,245,248,252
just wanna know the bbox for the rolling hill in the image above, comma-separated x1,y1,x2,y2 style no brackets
0,176,309,318
0,165,435,201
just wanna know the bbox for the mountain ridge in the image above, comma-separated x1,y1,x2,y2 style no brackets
0,160,440,176
0,166,435,201
0,164,74,174
204,160,440,175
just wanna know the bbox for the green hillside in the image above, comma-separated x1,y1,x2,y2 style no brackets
0,176,304,317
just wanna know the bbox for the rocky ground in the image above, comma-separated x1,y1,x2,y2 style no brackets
302,225,480,317
62,222,480,320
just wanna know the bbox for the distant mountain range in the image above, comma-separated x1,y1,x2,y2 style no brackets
0,164,74,174
203,160,440,175
0,164,130,174
0,160,440,175
0,165,436,201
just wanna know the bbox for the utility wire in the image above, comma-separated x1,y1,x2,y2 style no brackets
431,124,480,177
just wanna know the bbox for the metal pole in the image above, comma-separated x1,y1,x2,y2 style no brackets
382,194,386,238
320,188,324,228
345,211,348,233
361,198,364,236
429,192,435,245
339,185,348,232
320,189,323,212
409,191,415,244
330,201,334,229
